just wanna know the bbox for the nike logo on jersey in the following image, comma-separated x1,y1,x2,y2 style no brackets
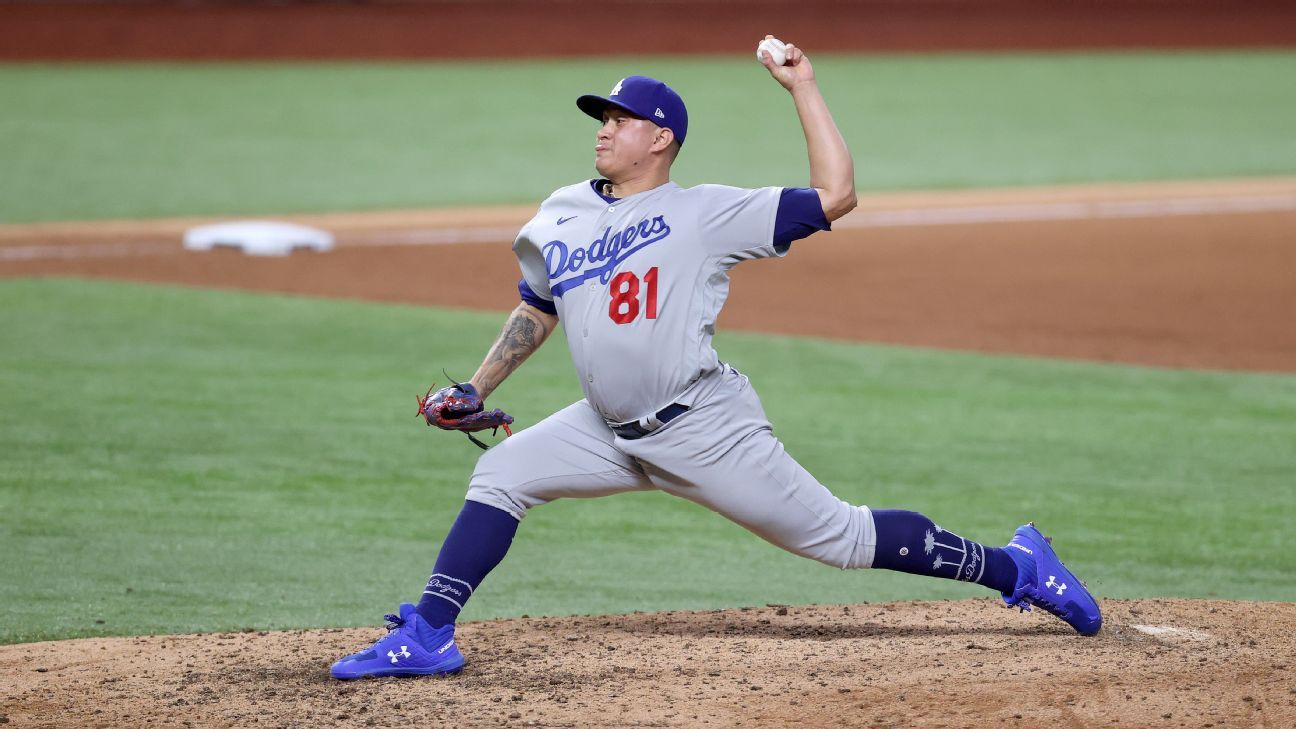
544,215,672,297
557,216,578,225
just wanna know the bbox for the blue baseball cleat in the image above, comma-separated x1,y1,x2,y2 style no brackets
330,603,465,679
1002,522,1102,636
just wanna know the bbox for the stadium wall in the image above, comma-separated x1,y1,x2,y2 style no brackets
2,0,1295,61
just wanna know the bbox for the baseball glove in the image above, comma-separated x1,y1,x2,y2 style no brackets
417,379,514,450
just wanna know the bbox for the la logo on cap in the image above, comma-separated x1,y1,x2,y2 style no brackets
611,79,625,96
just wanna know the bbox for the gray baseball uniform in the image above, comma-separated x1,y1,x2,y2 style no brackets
465,179,878,570
331,73,1098,684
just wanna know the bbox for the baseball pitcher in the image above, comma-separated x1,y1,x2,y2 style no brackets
331,38,1101,680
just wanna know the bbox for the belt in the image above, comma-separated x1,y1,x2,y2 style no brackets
610,403,690,440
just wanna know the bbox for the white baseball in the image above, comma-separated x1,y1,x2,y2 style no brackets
756,37,788,67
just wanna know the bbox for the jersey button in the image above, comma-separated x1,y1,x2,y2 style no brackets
582,327,589,337
587,374,594,383
608,206,616,212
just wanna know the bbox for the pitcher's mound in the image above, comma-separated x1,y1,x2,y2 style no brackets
3,598,1293,727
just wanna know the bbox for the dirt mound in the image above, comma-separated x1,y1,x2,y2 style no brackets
3,599,1292,727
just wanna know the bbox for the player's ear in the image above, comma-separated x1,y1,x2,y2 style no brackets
652,127,676,154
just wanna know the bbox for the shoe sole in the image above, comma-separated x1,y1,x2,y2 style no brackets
331,657,466,680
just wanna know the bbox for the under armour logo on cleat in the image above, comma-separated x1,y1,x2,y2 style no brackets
654,108,666,119
387,646,411,663
1045,576,1067,596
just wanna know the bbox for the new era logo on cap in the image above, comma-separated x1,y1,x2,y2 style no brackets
576,75,690,146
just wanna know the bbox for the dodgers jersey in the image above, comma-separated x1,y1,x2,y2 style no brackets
514,180,789,424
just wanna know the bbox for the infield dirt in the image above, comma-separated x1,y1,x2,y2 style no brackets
3,180,1295,727
4,178,1295,372
3,600,1294,727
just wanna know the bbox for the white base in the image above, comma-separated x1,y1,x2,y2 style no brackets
183,221,334,257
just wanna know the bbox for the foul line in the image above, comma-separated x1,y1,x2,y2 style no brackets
4,191,1295,263
837,193,1296,229
0,241,180,262
345,226,519,247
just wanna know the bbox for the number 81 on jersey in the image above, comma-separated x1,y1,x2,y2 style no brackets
608,267,659,324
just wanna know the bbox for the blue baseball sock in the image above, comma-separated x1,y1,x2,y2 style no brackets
415,500,520,630
870,509,1018,594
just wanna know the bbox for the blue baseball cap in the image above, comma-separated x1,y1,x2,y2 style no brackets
577,75,689,147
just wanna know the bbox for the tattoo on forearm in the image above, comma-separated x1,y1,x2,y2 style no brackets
495,313,541,368
475,309,551,396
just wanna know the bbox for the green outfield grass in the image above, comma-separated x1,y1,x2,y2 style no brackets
2,51,1295,223
2,278,1293,644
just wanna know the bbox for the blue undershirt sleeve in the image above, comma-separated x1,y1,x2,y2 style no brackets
773,187,831,252
518,278,558,316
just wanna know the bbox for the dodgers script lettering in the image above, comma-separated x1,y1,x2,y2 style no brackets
544,215,671,296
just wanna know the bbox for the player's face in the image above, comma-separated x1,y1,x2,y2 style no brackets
594,107,661,180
